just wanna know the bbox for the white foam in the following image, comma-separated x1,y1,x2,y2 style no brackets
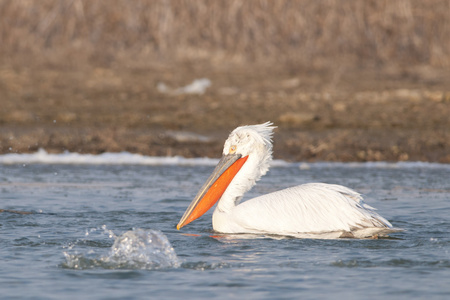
0,149,219,166
0,149,448,169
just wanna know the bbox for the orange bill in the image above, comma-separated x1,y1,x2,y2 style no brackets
177,154,248,230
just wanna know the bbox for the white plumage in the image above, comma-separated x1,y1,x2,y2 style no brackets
177,122,397,239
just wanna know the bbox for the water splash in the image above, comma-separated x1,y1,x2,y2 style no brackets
63,228,179,270
105,229,179,269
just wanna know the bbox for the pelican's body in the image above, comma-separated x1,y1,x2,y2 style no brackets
177,122,397,238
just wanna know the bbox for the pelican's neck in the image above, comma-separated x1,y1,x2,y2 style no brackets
215,151,271,213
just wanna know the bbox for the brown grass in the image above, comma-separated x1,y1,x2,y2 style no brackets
1,0,450,68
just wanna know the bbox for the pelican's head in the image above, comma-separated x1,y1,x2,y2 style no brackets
177,122,276,230
223,121,275,158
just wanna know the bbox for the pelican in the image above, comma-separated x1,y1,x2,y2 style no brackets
177,122,398,239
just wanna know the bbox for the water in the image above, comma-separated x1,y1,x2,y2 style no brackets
1,152,449,299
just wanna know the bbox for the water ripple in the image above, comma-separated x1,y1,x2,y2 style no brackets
331,258,450,269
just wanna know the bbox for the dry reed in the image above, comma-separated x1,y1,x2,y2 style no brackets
1,0,449,67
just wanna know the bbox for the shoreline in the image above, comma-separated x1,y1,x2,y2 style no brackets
1,64,449,163
1,148,449,167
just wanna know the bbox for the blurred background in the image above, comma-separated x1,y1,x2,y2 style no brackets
1,0,449,162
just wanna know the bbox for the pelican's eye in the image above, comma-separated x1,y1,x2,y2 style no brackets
229,145,237,154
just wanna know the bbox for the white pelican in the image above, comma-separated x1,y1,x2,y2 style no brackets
177,122,398,239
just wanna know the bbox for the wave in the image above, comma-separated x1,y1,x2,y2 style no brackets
1,149,448,169
0,149,219,166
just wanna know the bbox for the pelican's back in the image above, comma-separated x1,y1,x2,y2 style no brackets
225,183,393,237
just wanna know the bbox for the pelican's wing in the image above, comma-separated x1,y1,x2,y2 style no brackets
230,183,393,235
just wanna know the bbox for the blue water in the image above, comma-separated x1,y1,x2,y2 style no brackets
1,156,449,299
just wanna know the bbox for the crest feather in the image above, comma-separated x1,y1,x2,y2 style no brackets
232,121,276,146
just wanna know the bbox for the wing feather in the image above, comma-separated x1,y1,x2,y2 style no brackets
231,183,392,234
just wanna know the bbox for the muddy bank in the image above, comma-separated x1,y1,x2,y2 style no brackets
1,63,449,162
